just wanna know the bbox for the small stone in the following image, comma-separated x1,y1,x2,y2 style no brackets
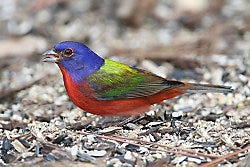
239,74,248,83
54,95,68,106
126,123,140,130
139,147,149,154
11,114,23,121
125,144,140,152
123,163,134,167
172,111,183,118
22,152,34,159
12,139,27,153
2,137,13,150
146,121,163,127
108,158,123,166
77,151,95,162
33,109,45,117
185,161,200,167
145,155,155,162
149,134,156,142
86,135,97,144
88,150,106,157
172,156,187,164
124,151,136,163
12,104,21,112
67,145,78,158
152,153,162,159
187,157,202,164
43,153,56,162
52,133,68,144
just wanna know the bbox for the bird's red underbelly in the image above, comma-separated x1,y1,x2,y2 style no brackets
66,82,151,116
65,82,183,116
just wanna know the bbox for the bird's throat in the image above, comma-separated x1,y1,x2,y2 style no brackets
58,58,104,83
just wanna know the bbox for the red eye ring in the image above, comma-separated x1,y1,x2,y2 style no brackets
64,48,73,57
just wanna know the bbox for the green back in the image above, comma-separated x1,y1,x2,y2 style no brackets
86,59,183,100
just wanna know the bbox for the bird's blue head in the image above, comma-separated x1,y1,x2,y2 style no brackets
42,41,104,83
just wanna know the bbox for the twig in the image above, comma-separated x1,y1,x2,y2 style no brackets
77,131,219,159
102,133,218,158
78,131,196,157
199,144,250,167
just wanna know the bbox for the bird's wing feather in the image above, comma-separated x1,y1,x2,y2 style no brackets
86,59,184,100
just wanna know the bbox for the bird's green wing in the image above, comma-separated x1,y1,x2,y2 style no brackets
87,59,184,100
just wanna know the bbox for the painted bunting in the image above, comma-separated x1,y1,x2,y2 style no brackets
42,41,233,116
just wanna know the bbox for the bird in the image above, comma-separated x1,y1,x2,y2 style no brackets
42,41,233,116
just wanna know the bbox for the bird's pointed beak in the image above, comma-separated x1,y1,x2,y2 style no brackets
42,49,60,63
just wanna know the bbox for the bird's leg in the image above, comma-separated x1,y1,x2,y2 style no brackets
95,116,125,128
114,115,145,127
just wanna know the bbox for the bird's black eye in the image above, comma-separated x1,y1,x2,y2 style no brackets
64,48,73,57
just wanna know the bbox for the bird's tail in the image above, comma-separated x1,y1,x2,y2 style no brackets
183,83,233,94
